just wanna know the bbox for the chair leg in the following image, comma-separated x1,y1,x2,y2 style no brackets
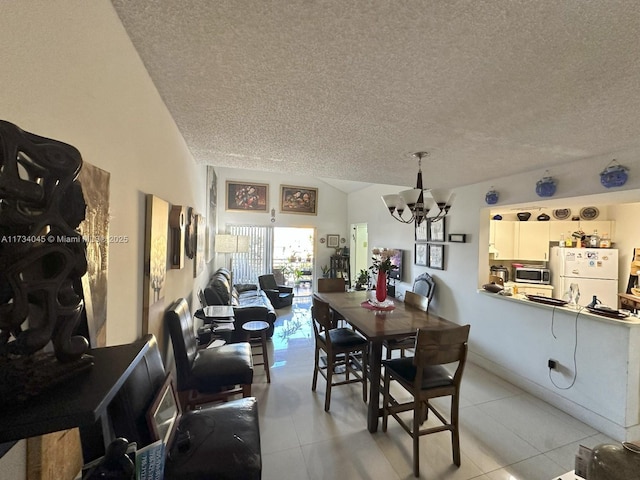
382,370,390,432
413,396,421,477
311,346,319,391
242,383,252,397
324,354,333,412
361,349,368,403
451,394,461,466
261,331,271,383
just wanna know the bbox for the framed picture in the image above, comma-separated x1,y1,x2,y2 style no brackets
415,220,428,242
415,243,428,266
147,374,181,448
226,181,268,211
428,244,445,270
449,233,467,243
326,234,340,248
280,185,318,215
428,217,446,242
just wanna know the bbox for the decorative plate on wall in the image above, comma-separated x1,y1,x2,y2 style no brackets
580,206,599,220
552,208,571,220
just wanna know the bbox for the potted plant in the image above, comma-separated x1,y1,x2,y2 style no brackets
321,265,330,278
355,269,369,290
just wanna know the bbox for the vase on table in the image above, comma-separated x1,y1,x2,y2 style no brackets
376,270,387,302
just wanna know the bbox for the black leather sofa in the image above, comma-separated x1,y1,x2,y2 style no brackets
203,268,277,338
107,334,261,479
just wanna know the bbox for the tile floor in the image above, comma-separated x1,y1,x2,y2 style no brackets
250,296,614,480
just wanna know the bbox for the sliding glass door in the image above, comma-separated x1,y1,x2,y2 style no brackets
226,226,315,294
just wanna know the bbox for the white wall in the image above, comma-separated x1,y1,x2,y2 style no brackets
215,167,349,279
0,2,212,474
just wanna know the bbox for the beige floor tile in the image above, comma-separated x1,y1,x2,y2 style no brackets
255,296,614,480
301,430,400,480
262,446,311,480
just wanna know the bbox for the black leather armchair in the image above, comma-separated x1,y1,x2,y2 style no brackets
165,298,254,409
258,274,294,309
108,334,262,480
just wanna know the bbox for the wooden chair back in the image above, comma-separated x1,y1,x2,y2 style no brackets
413,325,470,385
311,295,333,337
317,278,346,292
404,291,429,312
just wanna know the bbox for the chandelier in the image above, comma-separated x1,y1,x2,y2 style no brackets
381,152,455,225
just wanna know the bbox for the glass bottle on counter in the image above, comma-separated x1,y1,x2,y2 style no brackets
599,232,611,248
565,232,573,247
589,229,600,248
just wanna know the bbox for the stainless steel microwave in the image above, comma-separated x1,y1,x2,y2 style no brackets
514,267,551,284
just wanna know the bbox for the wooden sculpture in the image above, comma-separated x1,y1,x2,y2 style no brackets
0,120,93,403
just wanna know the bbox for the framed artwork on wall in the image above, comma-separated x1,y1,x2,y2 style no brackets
280,185,318,215
449,233,467,243
428,244,445,270
327,234,340,248
206,167,217,262
226,181,269,211
415,220,428,242
415,243,428,266
428,217,446,242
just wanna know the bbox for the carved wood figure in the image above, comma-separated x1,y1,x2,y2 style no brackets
0,120,92,403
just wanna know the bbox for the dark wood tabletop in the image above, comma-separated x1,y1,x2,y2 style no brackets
314,291,458,432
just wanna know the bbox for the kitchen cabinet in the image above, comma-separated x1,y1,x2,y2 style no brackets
489,220,515,259
515,222,550,261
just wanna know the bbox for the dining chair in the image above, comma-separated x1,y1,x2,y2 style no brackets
317,277,346,292
317,277,347,327
382,324,471,477
311,294,368,412
384,290,430,360
165,298,254,410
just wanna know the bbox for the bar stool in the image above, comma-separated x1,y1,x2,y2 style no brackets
242,321,271,383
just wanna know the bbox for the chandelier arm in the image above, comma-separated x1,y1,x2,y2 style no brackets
389,209,415,224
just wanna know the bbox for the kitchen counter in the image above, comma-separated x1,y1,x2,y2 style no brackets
479,289,640,326
476,288,640,442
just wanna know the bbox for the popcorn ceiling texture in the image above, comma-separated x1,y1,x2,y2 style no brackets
111,0,640,189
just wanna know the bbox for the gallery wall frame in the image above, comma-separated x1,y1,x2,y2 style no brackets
77,161,110,348
428,243,445,270
194,213,206,277
206,167,217,262
280,185,318,215
415,220,428,242
448,233,467,243
226,181,269,212
143,194,169,360
415,243,428,266
326,234,340,248
428,217,446,242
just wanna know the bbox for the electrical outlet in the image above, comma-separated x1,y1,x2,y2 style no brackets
548,359,558,370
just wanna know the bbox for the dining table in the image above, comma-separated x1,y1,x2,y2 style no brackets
314,290,458,432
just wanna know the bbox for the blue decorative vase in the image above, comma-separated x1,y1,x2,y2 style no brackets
485,188,499,205
536,176,556,197
600,161,628,188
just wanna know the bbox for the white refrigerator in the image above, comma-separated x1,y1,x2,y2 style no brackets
550,247,619,308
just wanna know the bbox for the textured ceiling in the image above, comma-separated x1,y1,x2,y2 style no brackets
111,0,640,190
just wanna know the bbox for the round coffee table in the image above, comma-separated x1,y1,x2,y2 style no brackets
241,321,271,383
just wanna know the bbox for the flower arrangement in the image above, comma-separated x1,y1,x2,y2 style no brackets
369,248,399,275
